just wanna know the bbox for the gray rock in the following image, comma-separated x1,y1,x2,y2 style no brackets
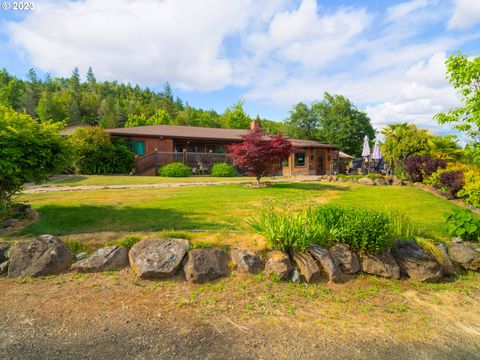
392,178,405,186
183,248,231,283
24,208,39,220
0,261,8,276
448,241,480,271
264,250,292,280
290,267,301,283
435,243,457,276
358,177,375,186
231,248,263,274
329,243,360,274
71,245,128,273
309,245,346,283
391,240,443,282
374,178,388,186
361,251,400,279
129,238,189,279
451,237,463,244
76,252,88,260
0,242,10,263
2,218,18,229
7,235,74,278
292,251,321,283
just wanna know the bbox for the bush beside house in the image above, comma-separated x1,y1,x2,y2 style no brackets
158,162,192,177
210,163,236,177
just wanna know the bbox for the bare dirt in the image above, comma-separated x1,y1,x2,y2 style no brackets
1,270,479,360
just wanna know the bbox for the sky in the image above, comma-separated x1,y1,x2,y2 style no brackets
1,0,480,137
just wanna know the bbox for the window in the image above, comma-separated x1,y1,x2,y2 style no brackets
127,139,145,156
206,144,226,153
294,152,306,166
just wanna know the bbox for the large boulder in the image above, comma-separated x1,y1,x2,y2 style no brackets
292,251,321,283
129,238,189,279
391,240,443,282
0,242,10,263
264,250,292,280
329,243,360,274
71,245,128,273
0,261,8,276
7,235,73,278
309,245,346,283
361,251,400,279
448,241,480,271
2,219,18,229
183,248,231,283
358,177,375,186
231,248,263,274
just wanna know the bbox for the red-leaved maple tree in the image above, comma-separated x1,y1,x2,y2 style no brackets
227,128,293,184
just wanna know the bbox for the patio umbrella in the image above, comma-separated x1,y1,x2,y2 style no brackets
361,135,370,158
372,140,382,160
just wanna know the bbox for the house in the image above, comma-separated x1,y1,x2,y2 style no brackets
106,119,339,176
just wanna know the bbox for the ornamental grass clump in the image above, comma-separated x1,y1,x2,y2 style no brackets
250,204,420,254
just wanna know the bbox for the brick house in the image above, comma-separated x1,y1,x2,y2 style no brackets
106,120,339,176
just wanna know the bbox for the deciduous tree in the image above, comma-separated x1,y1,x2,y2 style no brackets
227,128,292,184
0,105,71,208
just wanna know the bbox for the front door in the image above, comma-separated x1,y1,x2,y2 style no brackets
317,152,325,175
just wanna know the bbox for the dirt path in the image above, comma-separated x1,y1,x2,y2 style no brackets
24,177,326,193
1,271,479,359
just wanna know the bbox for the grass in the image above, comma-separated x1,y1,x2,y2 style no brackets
40,175,277,187
11,182,459,241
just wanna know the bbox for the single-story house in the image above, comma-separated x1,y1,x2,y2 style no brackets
106,120,340,176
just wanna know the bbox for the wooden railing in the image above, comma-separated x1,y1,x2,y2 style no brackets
135,151,232,175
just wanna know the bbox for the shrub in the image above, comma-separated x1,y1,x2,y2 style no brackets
444,208,480,242
0,105,72,209
118,235,141,249
457,169,480,208
439,170,464,199
68,127,134,174
158,162,192,177
249,205,418,253
211,163,236,177
403,155,446,182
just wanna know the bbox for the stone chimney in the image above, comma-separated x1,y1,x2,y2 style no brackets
250,115,261,130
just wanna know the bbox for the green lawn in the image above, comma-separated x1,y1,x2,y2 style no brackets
16,182,457,240
41,175,276,187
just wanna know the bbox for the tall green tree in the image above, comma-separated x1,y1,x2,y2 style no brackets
221,100,251,129
434,52,480,164
285,102,319,140
313,93,375,156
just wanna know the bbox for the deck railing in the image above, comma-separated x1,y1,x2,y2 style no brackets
135,151,232,175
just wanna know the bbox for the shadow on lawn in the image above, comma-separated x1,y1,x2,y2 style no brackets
270,182,349,191
18,205,230,236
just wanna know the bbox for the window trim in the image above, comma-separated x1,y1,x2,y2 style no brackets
294,152,306,167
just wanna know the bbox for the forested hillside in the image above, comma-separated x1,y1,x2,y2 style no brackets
0,67,286,133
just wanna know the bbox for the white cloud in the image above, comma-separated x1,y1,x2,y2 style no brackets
384,0,435,23
448,0,480,29
6,0,262,91
246,0,372,69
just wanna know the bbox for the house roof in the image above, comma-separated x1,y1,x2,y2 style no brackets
106,124,337,149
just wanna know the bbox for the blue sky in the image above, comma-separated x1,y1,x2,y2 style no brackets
1,0,480,136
